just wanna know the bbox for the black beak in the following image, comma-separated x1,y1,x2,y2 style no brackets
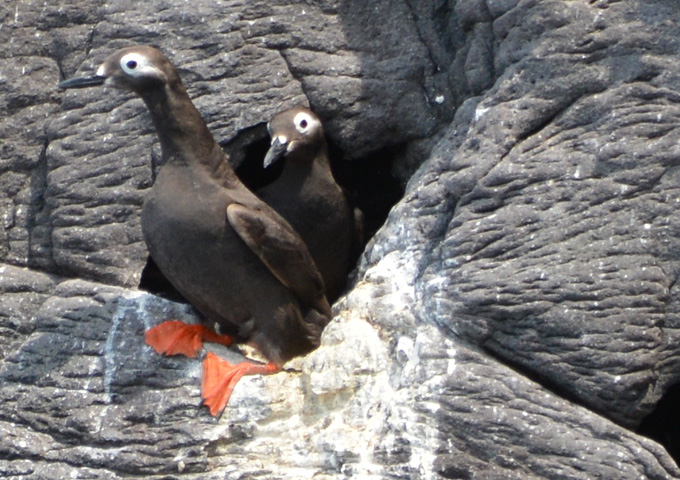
263,136,288,168
58,75,107,89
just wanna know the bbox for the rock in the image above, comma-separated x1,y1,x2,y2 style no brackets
1,0,680,478
1,262,677,478
0,264,58,360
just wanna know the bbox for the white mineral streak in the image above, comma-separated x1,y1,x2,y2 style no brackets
197,247,449,478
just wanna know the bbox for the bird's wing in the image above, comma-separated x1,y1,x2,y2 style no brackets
226,202,327,307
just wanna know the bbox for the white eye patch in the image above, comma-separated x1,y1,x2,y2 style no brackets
118,52,166,83
293,111,320,134
120,52,148,76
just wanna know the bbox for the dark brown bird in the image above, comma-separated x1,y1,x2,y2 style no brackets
58,46,331,417
259,107,362,302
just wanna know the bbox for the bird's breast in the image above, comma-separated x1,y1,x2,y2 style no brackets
142,166,225,239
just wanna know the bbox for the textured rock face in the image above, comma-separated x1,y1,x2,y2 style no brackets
2,0,680,478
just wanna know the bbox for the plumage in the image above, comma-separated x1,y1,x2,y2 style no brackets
58,46,331,416
259,106,363,302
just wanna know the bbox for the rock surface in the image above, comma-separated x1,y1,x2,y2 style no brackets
2,0,680,478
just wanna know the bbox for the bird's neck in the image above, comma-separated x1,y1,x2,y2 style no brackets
142,82,238,184
283,146,332,180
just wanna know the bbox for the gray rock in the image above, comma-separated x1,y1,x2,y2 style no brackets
1,0,680,478
0,264,57,360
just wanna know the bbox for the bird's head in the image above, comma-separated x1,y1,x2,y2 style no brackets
58,45,176,95
264,107,325,168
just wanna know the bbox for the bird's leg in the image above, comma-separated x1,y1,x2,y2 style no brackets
201,351,280,417
145,320,233,358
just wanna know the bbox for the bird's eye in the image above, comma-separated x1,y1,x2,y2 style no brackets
294,112,315,134
120,53,147,76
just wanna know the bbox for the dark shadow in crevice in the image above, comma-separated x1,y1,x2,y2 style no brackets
327,138,405,243
139,123,405,301
227,123,285,192
637,383,680,466
138,257,187,304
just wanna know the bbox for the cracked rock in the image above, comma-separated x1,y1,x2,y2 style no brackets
2,0,680,478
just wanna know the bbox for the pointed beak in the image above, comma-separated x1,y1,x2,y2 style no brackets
58,75,107,89
263,136,288,168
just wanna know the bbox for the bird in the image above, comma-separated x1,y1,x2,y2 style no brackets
258,106,363,303
58,45,332,417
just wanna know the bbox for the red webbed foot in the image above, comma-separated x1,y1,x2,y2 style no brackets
145,320,233,358
201,351,280,417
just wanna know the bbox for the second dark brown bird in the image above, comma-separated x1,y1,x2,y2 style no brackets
259,107,362,303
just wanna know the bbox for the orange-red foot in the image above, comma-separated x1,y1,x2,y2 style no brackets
201,351,280,417
145,320,233,358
